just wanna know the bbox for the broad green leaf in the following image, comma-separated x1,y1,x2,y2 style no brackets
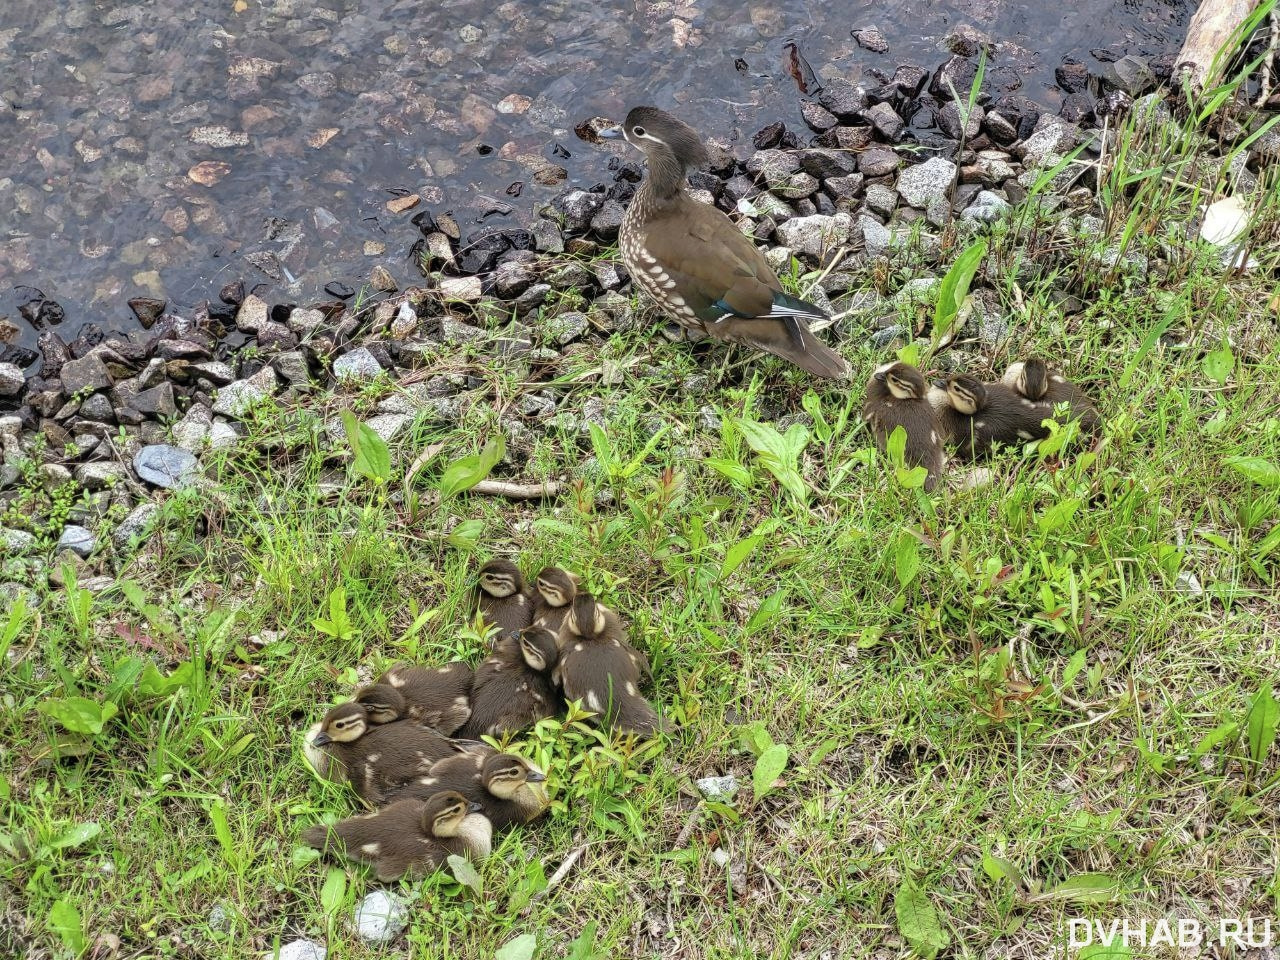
588,422,612,469
48,899,86,957
1225,455,1280,489
1062,649,1087,687
1192,721,1238,759
440,436,505,498
933,240,987,343
319,866,346,914
1201,342,1234,384
801,391,831,442
885,425,908,465
896,342,921,367
566,921,603,960
721,534,765,580
705,457,753,487
208,801,235,864
736,418,788,460
1134,739,1167,774
981,850,1023,889
1037,497,1081,534
1245,682,1279,767
745,590,784,636
1079,944,1132,960
38,697,118,736
48,822,101,852
895,465,930,489
1033,872,1121,903
341,409,392,484
894,882,950,960
446,518,486,552
448,854,483,894
895,533,920,589
103,655,147,704
495,933,538,960
752,743,789,801
138,661,195,698
738,720,774,757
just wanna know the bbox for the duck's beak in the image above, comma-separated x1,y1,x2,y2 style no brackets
932,378,948,390
467,801,484,814
312,732,332,747
599,125,625,141
525,769,547,783
873,371,887,383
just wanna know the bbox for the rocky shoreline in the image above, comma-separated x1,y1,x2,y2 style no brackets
2,27,1278,600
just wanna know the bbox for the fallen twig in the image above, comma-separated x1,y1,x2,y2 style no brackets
468,479,563,499
671,805,704,851
534,843,587,900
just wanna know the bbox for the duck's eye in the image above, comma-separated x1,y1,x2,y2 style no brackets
632,126,646,137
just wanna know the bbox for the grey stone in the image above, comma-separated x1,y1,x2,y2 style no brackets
1020,120,1079,169
494,261,536,299
208,421,239,450
549,190,605,234
272,939,327,960
926,195,952,229
41,463,73,489
1103,55,1155,96
771,172,820,200
773,213,853,259
369,265,397,292
286,307,327,335
817,78,868,121
134,444,199,489
212,367,278,418
353,890,407,944
172,405,213,451
235,294,270,334
56,525,95,558
519,394,557,419
2,528,37,554
531,219,564,253
858,147,901,178
61,353,112,396
696,405,721,432
961,190,1012,222
975,151,1016,183
592,260,625,292
542,311,589,346
851,26,888,53
390,302,419,339
859,215,893,257
439,276,483,302
823,174,864,203
257,321,296,351
590,200,626,241
190,361,236,386
938,101,983,140
0,363,22,396
865,102,905,141
513,283,551,316
114,502,159,548
870,324,908,348
135,358,168,390
440,317,487,345
364,414,409,442
332,347,382,382
75,462,128,490
272,351,311,386
746,149,801,188
894,278,942,308
129,383,178,418
800,101,838,133
896,158,957,208
864,184,899,218
695,775,739,802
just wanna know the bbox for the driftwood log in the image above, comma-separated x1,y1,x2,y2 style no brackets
1177,0,1263,89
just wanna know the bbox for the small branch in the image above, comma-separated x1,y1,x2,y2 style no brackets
402,441,446,492
671,805,704,852
468,479,563,499
534,843,587,900
1256,5,1280,107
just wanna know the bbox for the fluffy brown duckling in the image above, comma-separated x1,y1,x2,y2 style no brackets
472,559,534,641
302,790,492,882
531,566,580,633
363,659,474,735
930,374,1050,460
1003,358,1101,433
554,593,664,737
303,701,469,805
393,752,549,830
458,626,560,740
863,361,945,492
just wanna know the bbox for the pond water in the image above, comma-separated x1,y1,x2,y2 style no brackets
0,0,1193,357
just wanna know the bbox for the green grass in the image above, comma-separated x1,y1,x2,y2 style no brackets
5,65,1280,960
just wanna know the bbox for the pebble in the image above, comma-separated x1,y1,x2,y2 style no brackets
896,158,957,209
440,317,488,345
864,184,899,218
133,445,199,489
852,26,889,53
0,363,23,396
2,528,37,554
79,395,118,423
961,190,1011,222
287,308,327,335
333,347,383,382
353,891,408,944
75,462,128,490
439,276,484,302
324,281,356,299
541,311,589,346
364,413,410,442
236,295,270,334
56,525,96,558
1174,571,1204,598
114,502,159,548
268,940,327,960
695,775,739,802
773,213,852,259
212,367,279,418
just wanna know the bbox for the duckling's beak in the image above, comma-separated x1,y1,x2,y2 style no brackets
874,371,887,383
599,125,625,141
467,801,484,814
932,378,948,390
525,770,547,783
312,732,332,747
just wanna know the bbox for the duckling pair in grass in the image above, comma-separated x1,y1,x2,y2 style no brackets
301,562,664,882
864,357,1100,491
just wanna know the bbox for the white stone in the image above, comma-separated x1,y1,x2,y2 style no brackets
773,213,853,259
439,276,483,301
695,775,739,803
1174,571,1204,598
353,890,408,943
56,525,95,558
212,366,279,418
961,190,1012,223
364,413,410,442
268,939,327,960
332,347,383,382
896,157,957,208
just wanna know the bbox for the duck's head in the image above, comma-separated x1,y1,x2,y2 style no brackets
1008,358,1049,400
534,566,578,609
874,362,927,401
946,375,988,416
563,593,610,643
312,702,368,747
420,790,484,838
601,106,710,171
480,753,547,799
519,627,560,674
353,684,407,725
478,559,524,599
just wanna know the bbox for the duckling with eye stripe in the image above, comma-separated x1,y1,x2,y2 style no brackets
472,559,534,641
555,593,665,737
303,701,473,805
458,626,560,740
531,566,580,634
363,659,474,735
1003,358,1101,434
392,752,549,830
302,790,491,882
862,361,946,492
929,374,1048,460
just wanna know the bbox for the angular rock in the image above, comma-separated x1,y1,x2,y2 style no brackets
859,215,893,257
695,775,740,802
235,294,270,334
257,321,297,351
773,213,852,259
75,462,128,490
938,101,982,140
354,890,407,944
440,317,487,345
286,308,327,335
513,283,551,316
134,444,198,489
128,297,166,329
542,311,589,346
549,190,605,234
272,351,311,386
771,172,819,200
172,404,213,451
865,183,899,217
865,102,905,141
2,528,36,554
851,26,888,53
212,366,278,417
57,525,96,559
800,101,838,133
1055,60,1090,94
962,190,1012,222
77,394,116,423
494,261,537,299
370,266,397,292
364,413,410,442
114,502,159,548
1020,120,1079,169
332,347,383,382
61,353,112,395
128,383,177,419
0,363,22,396
858,147,901,178
798,149,858,181
896,158,957,208
823,174,864,203
439,276,484,302
590,200,626,241
817,78,868,121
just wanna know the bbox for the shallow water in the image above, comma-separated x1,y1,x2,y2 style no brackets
0,0,1192,357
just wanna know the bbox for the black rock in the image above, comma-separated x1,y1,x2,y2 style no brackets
1097,89,1133,119
1059,93,1095,124
324,281,356,299
612,161,643,183
257,322,297,352
270,303,294,325
153,339,212,362
818,78,868,122
893,64,929,98
37,332,70,379
938,101,982,140
457,228,514,273
943,24,992,57
514,283,551,316
930,56,979,101
722,175,756,204
219,280,245,305
992,96,1042,139
858,147,901,178
0,344,38,369
686,171,723,197
865,102,905,141
800,101,838,133
1055,59,1090,94
798,149,859,180
549,189,606,235
128,383,178,418
982,111,1019,144
590,200,626,242
752,121,785,150
207,300,236,323
823,174,864,202
128,297,166,329
851,26,889,53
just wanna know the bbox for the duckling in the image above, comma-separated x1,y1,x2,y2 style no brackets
458,627,560,740
862,361,945,492
1003,358,1101,433
394,752,549,830
302,790,492,882
930,374,1048,460
472,559,534,641
531,566,580,633
365,660,474,735
555,594,664,736
303,702,469,805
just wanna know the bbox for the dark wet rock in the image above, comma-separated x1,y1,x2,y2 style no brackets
369,266,397,292
938,101,983,140
852,26,888,53
722,175,757,204
134,444,199,489
834,126,874,152
324,281,356,299
272,351,312,386
858,147,901,178
531,218,565,254
257,322,297,351
129,383,178,419
128,298,166,329
77,394,116,423
1055,60,1090,94
992,96,1042,139
800,101,838,133
1097,89,1133,120
865,102,905,141
799,149,858,181
817,79,868,123
893,64,929,98
0,364,22,396
944,24,993,57
752,121,786,150
549,190,606,234
823,174,864,203
591,200,626,241
494,261,537,299
930,56,979,101
1059,94,1095,125
1103,56,1155,96
514,283,551,316
982,111,1019,144
219,280,245,306
60,352,112,396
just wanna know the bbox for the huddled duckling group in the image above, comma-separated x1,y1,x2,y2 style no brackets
300,560,665,881
863,357,1100,490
